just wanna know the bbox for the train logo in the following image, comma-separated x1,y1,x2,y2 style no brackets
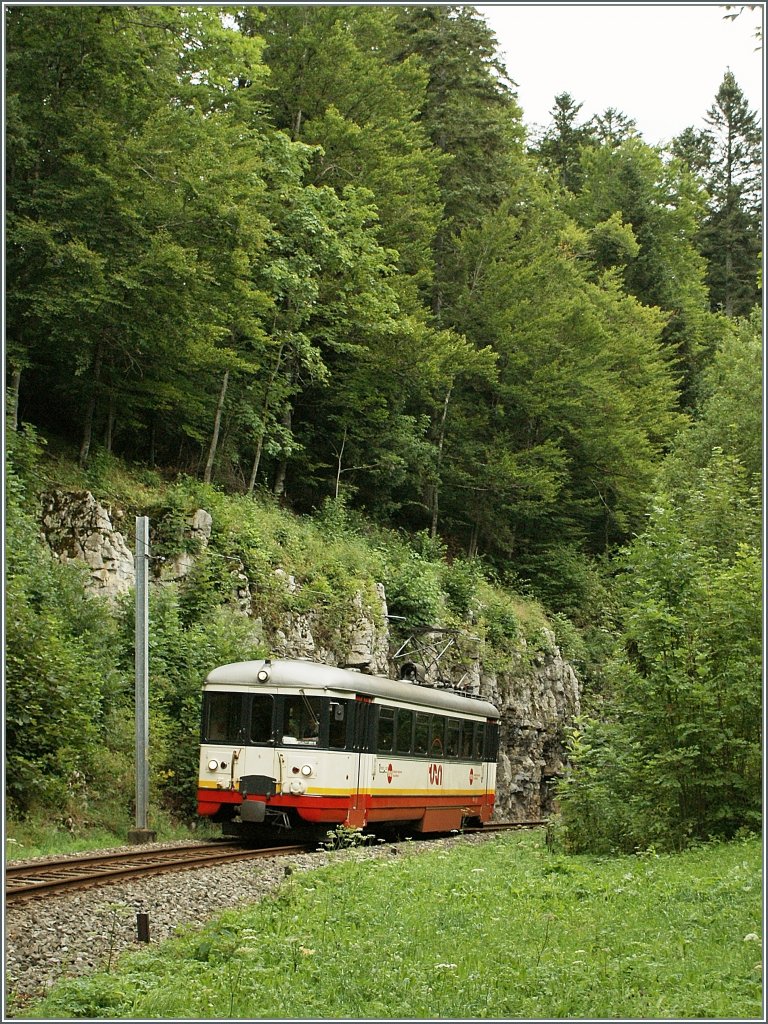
387,763,393,784
469,767,475,786
428,763,443,785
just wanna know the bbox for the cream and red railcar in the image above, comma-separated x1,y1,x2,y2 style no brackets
197,658,499,837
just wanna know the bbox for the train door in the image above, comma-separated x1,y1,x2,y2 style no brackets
326,696,356,817
347,696,372,827
484,717,499,819
236,694,281,810
476,721,486,792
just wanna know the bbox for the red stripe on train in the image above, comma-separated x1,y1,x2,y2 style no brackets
197,789,494,828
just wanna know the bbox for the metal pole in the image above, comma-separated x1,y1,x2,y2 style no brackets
134,516,150,836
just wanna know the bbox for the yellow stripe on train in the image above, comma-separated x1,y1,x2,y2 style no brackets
198,781,495,799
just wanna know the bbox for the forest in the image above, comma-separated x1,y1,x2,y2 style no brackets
5,5,762,854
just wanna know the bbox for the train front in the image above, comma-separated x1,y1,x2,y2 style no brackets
196,660,352,836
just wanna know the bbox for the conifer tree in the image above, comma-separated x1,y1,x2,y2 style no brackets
699,71,762,316
534,92,596,192
392,4,524,316
574,137,716,402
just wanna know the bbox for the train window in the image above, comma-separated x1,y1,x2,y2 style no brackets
446,718,460,758
203,692,243,743
485,720,500,761
414,712,430,755
473,722,485,760
430,716,446,757
377,706,395,754
249,695,274,744
282,695,322,745
460,721,474,759
329,700,350,749
395,709,414,754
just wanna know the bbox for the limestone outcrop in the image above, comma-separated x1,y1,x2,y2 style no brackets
40,490,134,600
270,574,390,677
478,636,580,821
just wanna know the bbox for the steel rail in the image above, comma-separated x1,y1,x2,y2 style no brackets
6,840,240,877
5,821,545,903
5,842,311,903
466,819,546,832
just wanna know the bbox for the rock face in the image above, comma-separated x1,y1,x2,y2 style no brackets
40,490,135,600
161,508,213,581
39,493,580,820
270,574,390,677
478,636,580,821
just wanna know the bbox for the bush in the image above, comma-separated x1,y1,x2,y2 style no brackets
477,588,520,651
381,552,445,626
519,543,616,628
558,475,762,853
129,589,266,819
440,558,483,618
5,441,125,816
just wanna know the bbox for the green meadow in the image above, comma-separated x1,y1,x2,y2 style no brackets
16,830,763,1020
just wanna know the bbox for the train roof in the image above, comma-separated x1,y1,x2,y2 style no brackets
204,658,500,719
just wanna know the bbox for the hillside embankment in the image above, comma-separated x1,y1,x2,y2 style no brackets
35,464,581,823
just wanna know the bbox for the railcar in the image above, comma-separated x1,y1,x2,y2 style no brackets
197,657,500,839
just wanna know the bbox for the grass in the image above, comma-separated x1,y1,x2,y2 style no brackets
15,830,763,1020
4,814,218,862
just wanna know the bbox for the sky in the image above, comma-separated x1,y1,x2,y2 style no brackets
476,3,764,145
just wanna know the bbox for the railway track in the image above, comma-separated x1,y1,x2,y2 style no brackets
5,840,312,904
5,820,544,904
466,819,545,833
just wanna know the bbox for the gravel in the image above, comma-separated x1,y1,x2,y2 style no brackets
4,833,493,1013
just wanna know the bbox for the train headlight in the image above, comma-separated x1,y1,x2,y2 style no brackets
289,779,306,794
300,764,313,777
257,668,270,682
207,759,219,771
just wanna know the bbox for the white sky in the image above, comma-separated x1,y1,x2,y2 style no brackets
476,3,764,145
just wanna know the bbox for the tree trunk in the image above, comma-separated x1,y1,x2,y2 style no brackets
247,430,265,495
292,108,303,141
430,385,452,538
468,519,480,559
8,364,22,431
79,340,105,467
149,414,157,468
724,229,735,317
273,405,292,497
334,427,348,500
204,368,229,485
247,342,285,495
104,391,116,453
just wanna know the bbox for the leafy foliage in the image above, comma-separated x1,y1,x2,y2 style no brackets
557,330,762,851
5,428,122,815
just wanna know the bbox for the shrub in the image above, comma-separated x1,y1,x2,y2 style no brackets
440,558,483,618
5,439,125,816
381,552,445,626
